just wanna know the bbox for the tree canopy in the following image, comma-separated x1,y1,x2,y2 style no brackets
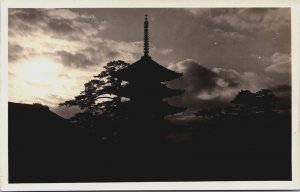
59,60,130,120
196,89,277,119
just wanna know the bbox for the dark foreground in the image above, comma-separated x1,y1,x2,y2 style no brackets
9,102,291,183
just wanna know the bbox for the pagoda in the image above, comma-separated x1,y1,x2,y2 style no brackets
112,15,185,122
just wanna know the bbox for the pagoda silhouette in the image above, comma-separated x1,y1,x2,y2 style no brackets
112,15,185,127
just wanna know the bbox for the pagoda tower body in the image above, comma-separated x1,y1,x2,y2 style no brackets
112,15,185,123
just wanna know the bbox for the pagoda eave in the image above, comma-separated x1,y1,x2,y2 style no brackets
111,56,182,82
112,72,182,83
112,84,185,99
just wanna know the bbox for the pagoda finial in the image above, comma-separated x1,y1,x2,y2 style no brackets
143,14,149,56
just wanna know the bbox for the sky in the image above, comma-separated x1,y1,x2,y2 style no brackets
8,8,291,120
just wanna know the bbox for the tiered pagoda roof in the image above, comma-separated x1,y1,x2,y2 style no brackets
112,55,183,82
111,14,186,119
113,83,184,99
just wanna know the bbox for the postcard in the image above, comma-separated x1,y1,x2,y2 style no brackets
1,0,299,191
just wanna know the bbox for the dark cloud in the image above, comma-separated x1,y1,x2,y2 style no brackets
47,19,75,34
9,8,100,41
166,59,243,111
8,43,24,62
8,42,40,64
166,59,284,112
106,51,120,58
76,40,142,67
212,68,241,88
186,8,290,32
8,9,47,36
55,50,95,68
168,59,218,91
9,9,46,25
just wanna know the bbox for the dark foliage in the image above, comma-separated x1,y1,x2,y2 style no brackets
59,60,130,138
196,89,278,119
59,60,130,119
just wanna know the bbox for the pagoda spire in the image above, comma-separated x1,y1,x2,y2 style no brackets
111,14,186,122
143,14,149,56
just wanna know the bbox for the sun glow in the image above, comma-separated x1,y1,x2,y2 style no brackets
9,56,99,107
20,57,63,84
9,57,65,106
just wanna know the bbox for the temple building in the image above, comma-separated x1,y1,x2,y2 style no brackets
112,15,185,122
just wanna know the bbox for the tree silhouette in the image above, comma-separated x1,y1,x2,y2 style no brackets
60,60,130,122
196,89,277,119
230,89,276,115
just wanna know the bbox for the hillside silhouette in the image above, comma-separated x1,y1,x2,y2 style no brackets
9,102,100,182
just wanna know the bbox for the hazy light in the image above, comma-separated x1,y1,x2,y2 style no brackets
9,57,65,105
21,57,62,84
9,56,100,107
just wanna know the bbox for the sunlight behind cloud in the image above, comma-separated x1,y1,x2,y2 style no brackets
21,57,62,84
8,57,98,107
9,57,64,104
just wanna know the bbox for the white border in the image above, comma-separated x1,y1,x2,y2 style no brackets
1,0,300,190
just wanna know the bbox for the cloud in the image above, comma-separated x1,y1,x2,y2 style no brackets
8,43,24,62
211,68,240,88
160,48,174,55
211,28,245,40
186,8,290,32
8,8,107,42
47,19,75,34
9,9,46,25
167,59,239,110
265,52,291,74
265,62,290,74
185,9,211,17
168,59,218,91
8,8,144,69
221,31,245,40
55,50,95,68
241,72,270,90
166,59,274,111
46,9,81,20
